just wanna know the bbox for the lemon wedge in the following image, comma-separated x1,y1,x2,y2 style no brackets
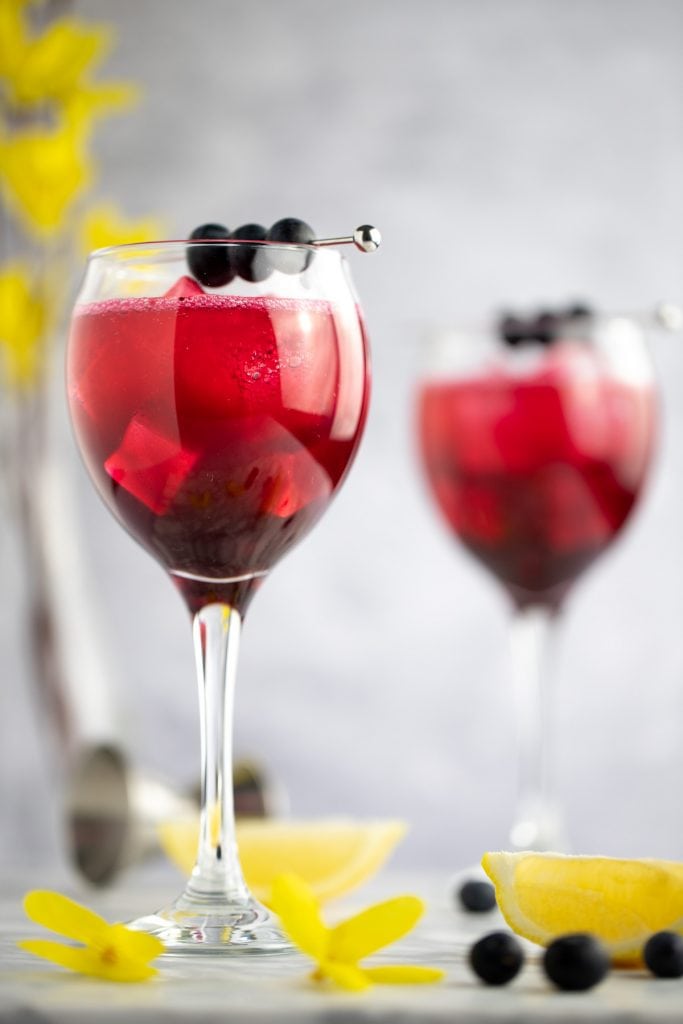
158,818,406,904
482,851,683,963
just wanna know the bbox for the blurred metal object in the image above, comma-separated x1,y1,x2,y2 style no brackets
234,760,279,818
66,747,279,885
65,744,197,886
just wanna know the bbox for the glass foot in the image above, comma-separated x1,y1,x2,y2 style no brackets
129,891,290,955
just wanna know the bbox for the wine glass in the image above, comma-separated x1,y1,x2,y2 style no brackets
417,309,656,853
67,235,371,954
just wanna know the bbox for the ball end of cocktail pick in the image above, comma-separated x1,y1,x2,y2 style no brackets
312,225,381,252
654,302,683,332
352,224,382,252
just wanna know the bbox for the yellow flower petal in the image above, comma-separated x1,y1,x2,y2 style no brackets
0,1,28,83
362,965,445,985
0,264,46,388
63,83,139,125
9,18,111,106
80,204,164,255
23,891,109,945
18,940,158,982
317,961,370,991
328,896,424,964
0,120,92,236
270,875,328,961
105,923,164,963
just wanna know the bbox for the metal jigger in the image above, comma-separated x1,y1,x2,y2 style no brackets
65,745,197,886
65,748,279,885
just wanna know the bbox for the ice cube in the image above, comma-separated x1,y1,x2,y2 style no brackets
258,449,332,518
164,276,206,298
104,414,199,515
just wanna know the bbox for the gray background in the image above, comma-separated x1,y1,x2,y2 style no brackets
2,0,683,874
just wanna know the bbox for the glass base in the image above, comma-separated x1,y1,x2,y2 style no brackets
129,890,290,956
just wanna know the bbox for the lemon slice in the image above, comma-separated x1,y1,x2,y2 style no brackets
158,818,406,904
482,851,683,963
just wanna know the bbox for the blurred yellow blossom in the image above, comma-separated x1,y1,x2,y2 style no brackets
0,264,47,387
63,81,139,123
0,1,157,391
0,116,92,237
81,204,165,255
0,5,120,109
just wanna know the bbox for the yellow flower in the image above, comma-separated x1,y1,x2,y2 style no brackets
0,6,131,110
19,890,164,982
80,203,165,254
62,81,139,122
0,0,27,92
0,263,46,387
0,115,92,236
270,874,444,992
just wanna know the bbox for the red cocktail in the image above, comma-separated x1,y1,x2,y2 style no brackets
419,340,655,610
70,290,368,613
67,237,371,953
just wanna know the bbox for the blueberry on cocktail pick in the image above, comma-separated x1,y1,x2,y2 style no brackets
266,217,316,274
231,223,271,282
531,310,559,345
566,302,593,319
499,314,527,346
187,223,234,287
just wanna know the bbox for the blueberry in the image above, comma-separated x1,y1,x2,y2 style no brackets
231,223,271,282
566,302,593,319
543,934,610,991
499,314,527,346
458,879,497,913
266,217,315,274
531,310,559,345
469,931,524,985
643,931,683,978
187,223,234,287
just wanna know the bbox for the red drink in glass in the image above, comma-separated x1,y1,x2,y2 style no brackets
419,340,656,609
69,292,369,611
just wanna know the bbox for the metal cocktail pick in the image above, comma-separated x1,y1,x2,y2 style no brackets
312,224,382,253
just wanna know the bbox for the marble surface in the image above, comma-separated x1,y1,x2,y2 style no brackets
1,870,682,1023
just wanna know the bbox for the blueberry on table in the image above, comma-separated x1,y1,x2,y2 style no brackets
543,934,610,991
643,931,683,978
469,931,524,985
231,223,271,282
458,879,497,913
187,223,234,287
266,217,316,274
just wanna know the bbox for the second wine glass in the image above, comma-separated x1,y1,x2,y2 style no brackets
417,310,657,852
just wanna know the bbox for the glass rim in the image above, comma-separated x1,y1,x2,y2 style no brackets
87,238,344,263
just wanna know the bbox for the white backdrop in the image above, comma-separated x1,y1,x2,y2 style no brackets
2,0,682,874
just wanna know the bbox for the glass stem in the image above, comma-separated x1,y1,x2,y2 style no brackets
508,604,566,852
187,602,250,901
